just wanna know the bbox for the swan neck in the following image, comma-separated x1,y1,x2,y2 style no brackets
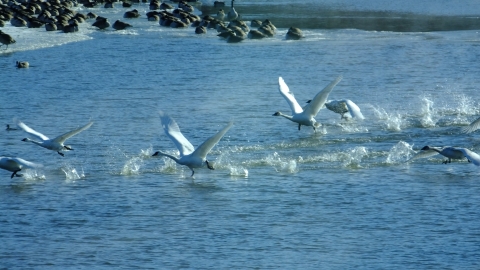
155,151,181,163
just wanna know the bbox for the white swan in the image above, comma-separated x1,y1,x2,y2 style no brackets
152,111,233,177
273,75,343,131
325,99,364,120
17,120,93,156
408,146,480,165
227,0,238,21
461,116,480,134
0,157,43,178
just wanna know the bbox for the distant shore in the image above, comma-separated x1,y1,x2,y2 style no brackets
200,3,480,32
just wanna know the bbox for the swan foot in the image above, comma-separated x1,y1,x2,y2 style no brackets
57,151,65,157
10,170,22,178
206,160,214,170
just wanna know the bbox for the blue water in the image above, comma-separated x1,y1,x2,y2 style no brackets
1,1,480,269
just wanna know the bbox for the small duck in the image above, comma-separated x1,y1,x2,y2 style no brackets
16,61,29,68
6,124,17,131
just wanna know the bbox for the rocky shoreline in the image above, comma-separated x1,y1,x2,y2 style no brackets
200,3,480,32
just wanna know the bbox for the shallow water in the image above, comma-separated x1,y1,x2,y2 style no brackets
1,1,480,268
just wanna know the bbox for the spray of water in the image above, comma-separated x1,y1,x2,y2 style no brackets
265,152,298,173
386,141,416,164
61,164,85,182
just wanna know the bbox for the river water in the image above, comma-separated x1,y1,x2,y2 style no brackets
1,0,480,268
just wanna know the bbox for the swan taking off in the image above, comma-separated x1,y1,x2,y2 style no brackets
325,99,364,120
17,120,93,156
408,146,480,165
152,111,233,177
461,116,480,134
0,157,43,178
273,75,343,131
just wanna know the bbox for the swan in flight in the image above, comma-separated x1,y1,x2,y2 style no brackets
0,157,43,178
306,99,364,120
407,146,480,165
152,111,233,177
273,75,343,131
325,99,364,120
17,120,93,156
461,116,480,134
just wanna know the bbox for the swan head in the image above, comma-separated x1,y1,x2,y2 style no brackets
421,146,431,151
64,145,73,150
273,111,282,116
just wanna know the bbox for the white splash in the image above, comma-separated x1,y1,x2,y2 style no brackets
372,106,404,131
265,152,298,173
229,166,249,177
386,141,416,164
121,157,144,175
342,146,369,168
62,165,85,181
419,96,436,127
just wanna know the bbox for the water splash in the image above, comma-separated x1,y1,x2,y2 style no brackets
62,165,85,182
386,141,416,164
265,152,298,173
22,170,46,181
419,96,436,127
342,146,368,168
121,157,144,175
229,166,249,177
372,106,404,131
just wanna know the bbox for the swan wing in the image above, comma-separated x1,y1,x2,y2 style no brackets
457,148,480,166
53,122,93,144
278,77,303,114
303,75,343,117
461,116,480,134
192,122,233,159
16,120,50,141
344,99,364,119
159,111,194,157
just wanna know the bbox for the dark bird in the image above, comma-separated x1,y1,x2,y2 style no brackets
0,30,16,50
112,20,132,30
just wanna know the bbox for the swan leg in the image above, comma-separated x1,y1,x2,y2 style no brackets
206,160,214,170
57,151,65,157
298,124,301,130
190,168,195,177
10,170,21,178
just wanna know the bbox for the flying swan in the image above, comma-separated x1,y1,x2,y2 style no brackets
152,111,233,177
461,116,480,134
273,75,343,131
17,120,93,156
407,146,480,165
0,157,43,178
